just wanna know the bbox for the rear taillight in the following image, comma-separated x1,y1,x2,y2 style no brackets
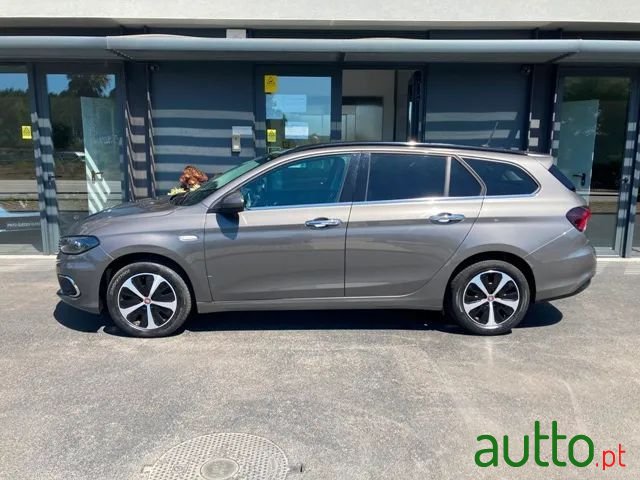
566,206,591,232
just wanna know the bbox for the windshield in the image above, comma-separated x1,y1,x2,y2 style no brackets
173,154,277,206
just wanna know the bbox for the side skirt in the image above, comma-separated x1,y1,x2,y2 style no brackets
196,295,439,314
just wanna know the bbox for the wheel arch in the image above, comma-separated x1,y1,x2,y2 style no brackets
99,252,197,312
445,251,537,304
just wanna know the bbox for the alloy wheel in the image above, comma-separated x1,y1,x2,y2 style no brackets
462,270,520,329
117,273,177,330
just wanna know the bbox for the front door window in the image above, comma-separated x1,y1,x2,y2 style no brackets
47,73,123,235
555,76,632,251
265,76,331,153
241,154,351,209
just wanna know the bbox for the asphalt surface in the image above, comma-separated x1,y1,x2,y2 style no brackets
0,257,638,480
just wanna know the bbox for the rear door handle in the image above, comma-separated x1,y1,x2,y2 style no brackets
429,212,465,224
305,217,342,229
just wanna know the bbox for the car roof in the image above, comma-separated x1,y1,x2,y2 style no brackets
281,141,553,167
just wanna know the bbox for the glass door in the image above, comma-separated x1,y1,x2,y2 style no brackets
554,74,635,254
0,67,43,254
45,72,124,236
256,67,340,156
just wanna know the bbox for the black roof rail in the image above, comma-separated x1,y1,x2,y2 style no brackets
284,141,529,156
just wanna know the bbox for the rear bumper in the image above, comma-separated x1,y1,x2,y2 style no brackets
540,277,592,302
56,245,113,314
527,230,597,302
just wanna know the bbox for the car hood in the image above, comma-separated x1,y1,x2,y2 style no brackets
69,197,177,235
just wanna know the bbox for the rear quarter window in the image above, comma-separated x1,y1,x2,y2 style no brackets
463,158,538,196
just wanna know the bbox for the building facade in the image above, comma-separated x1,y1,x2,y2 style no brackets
1,1,640,256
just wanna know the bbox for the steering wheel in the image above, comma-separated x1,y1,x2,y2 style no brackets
241,176,268,209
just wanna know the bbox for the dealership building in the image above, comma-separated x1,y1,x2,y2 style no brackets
1,1,640,256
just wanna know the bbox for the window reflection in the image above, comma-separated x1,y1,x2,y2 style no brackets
265,76,331,152
47,74,122,234
0,68,43,254
555,76,630,250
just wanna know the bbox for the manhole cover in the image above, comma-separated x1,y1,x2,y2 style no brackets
147,433,289,480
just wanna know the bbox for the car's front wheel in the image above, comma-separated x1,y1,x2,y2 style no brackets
106,262,192,337
445,260,530,335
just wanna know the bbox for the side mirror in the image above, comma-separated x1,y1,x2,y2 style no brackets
212,191,245,214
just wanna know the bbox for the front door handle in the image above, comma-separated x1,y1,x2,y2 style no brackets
305,217,342,229
429,212,465,224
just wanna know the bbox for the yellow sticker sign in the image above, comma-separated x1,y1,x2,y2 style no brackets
267,129,277,143
21,125,32,140
264,75,278,93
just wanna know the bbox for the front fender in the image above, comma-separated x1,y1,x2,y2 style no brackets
103,240,212,304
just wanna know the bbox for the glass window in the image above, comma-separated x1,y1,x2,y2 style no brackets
0,68,43,254
241,154,351,209
265,76,331,153
449,159,482,197
47,73,122,235
366,153,447,201
177,155,277,206
464,158,538,196
555,76,631,250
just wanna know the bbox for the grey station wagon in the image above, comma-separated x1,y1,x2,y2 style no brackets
56,142,596,337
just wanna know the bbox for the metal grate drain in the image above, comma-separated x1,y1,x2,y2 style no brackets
146,433,289,480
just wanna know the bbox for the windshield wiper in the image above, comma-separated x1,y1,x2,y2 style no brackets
169,192,188,205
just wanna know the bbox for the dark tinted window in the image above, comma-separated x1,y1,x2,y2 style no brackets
449,159,482,197
464,158,538,196
241,154,351,208
367,153,446,201
548,164,576,191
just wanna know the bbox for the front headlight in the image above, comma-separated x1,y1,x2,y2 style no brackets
59,236,100,255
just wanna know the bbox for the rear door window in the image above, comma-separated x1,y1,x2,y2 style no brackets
449,159,482,197
464,158,538,196
366,153,447,201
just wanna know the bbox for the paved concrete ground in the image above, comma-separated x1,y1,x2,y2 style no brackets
0,257,638,480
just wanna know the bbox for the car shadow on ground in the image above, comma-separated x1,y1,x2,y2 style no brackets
53,301,563,336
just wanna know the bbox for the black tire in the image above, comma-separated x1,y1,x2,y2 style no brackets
445,260,530,335
106,262,192,338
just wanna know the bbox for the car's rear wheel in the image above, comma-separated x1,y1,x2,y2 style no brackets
106,262,192,338
445,260,530,335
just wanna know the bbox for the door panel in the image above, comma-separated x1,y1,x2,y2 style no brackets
205,204,351,301
345,199,482,297
204,152,357,301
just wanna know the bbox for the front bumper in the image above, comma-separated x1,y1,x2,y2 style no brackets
56,245,113,314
